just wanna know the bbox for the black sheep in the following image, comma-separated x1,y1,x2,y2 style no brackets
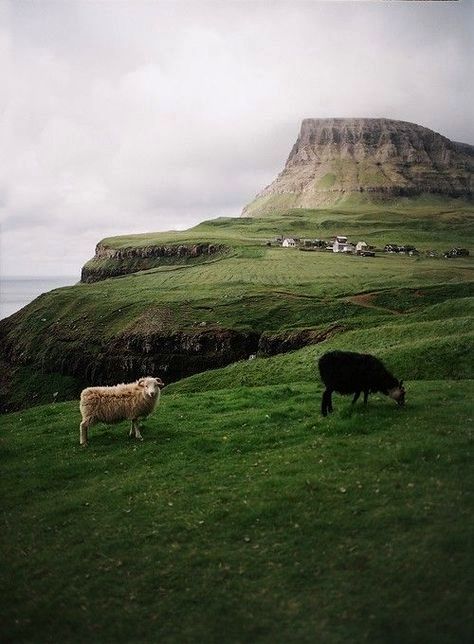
318,350,405,416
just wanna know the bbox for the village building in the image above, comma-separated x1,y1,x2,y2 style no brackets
282,238,297,248
332,235,354,253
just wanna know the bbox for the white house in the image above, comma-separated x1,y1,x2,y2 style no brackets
356,241,368,252
332,235,354,253
282,238,297,248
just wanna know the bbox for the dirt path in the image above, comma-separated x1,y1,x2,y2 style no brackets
344,292,402,315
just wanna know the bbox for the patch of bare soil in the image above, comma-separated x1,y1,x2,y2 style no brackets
345,293,401,315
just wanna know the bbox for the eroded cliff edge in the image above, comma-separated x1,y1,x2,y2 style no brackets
81,241,229,283
0,302,344,413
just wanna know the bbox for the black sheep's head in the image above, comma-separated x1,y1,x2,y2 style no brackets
388,380,405,406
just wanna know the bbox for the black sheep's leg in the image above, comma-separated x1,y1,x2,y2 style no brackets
321,389,333,416
363,390,369,405
327,389,333,413
352,391,361,405
321,390,328,416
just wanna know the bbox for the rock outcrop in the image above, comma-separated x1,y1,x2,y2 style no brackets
81,242,228,283
0,311,340,411
242,118,474,216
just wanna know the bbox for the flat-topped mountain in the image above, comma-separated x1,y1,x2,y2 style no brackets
242,118,474,216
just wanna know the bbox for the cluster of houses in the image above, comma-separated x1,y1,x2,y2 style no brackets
276,235,375,256
274,235,470,259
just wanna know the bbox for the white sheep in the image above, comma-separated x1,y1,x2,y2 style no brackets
79,376,164,446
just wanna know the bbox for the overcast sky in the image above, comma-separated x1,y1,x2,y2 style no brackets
1,0,472,277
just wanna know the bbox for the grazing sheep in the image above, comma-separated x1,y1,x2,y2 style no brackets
79,377,164,446
318,351,405,416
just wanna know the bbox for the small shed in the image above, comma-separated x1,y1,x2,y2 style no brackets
356,241,368,252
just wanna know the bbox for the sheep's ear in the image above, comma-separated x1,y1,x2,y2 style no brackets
138,378,146,387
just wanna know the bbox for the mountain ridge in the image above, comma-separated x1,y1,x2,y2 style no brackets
242,118,473,216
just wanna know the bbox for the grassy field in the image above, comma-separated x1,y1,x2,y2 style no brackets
100,200,474,250
1,204,473,641
1,374,473,642
4,227,474,345
2,242,472,412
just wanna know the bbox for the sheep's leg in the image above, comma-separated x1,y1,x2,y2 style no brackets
352,391,361,405
321,390,328,416
131,419,143,441
80,420,90,447
363,390,369,405
321,389,333,416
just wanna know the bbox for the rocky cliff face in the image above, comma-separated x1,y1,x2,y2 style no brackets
81,242,228,283
0,309,338,412
242,118,474,215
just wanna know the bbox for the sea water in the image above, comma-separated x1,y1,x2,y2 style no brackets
0,276,78,320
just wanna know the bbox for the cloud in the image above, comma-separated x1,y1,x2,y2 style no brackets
0,0,472,276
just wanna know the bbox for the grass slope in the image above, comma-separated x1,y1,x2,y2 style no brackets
1,376,473,643
167,302,474,395
101,201,474,250
1,205,473,410
1,205,473,642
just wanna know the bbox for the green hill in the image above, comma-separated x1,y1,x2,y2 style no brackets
1,204,473,411
1,203,473,641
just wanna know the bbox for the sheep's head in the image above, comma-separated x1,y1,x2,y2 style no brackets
388,380,405,406
138,377,165,397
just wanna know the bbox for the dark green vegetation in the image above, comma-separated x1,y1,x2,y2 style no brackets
1,202,473,641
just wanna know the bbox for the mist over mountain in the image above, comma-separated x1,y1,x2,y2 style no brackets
242,118,474,216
